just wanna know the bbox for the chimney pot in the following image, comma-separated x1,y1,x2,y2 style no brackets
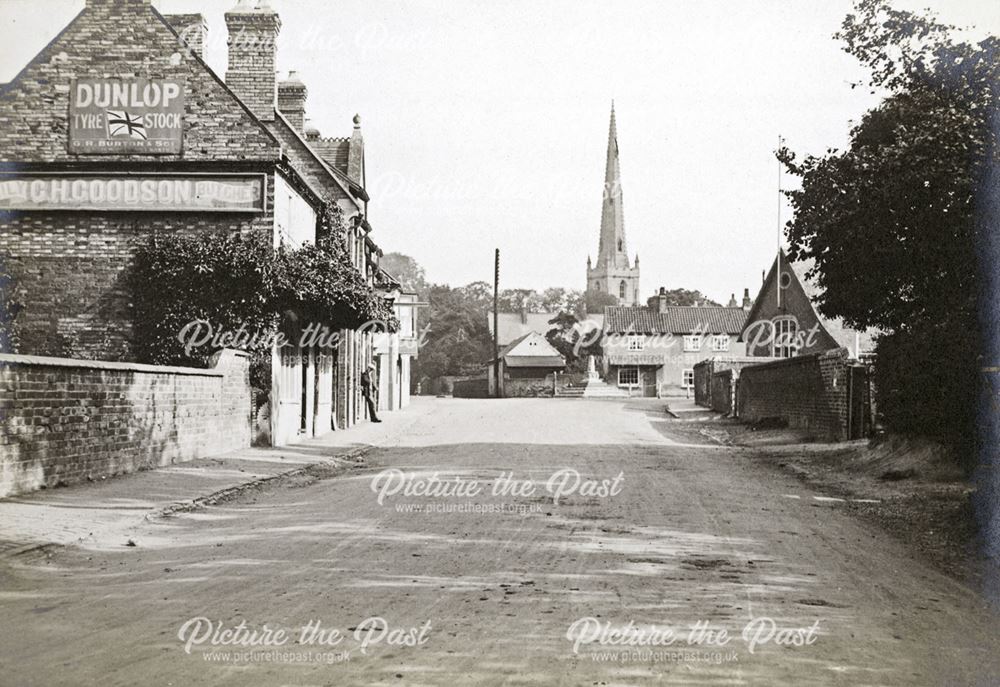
278,71,308,132
165,14,208,59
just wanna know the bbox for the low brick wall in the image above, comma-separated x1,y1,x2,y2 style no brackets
736,348,851,440
710,369,736,415
0,349,251,498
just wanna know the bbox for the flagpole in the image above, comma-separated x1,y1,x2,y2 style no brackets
776,134,783,310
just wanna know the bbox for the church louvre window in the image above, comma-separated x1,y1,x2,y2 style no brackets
619,280,627,299
618,368,639,386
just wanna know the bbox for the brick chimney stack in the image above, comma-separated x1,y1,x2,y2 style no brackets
165,14,207,59
277,71,307,132
742,288,752,310
656,286,668,314
225,0,281,122
347,114,364,183
727,293,738,308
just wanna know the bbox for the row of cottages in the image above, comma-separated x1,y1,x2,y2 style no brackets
0,0,418,446
603,288,751,396
602,250,874,397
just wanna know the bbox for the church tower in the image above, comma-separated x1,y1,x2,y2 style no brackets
586,103,640,305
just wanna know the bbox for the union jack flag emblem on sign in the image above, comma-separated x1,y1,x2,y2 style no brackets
106,111,147,140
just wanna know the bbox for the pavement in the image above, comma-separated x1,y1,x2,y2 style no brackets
0,399,435,555
2,396,999,686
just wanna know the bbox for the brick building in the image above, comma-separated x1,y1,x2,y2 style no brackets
0,0,393,445
602,288,748,397
740,250,875,359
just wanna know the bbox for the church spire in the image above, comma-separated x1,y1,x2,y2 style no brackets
597,101,630,269
586,102,640,305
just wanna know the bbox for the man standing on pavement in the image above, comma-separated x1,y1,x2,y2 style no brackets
361,362,381,423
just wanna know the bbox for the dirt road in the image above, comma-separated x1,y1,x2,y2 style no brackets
2,398,998,686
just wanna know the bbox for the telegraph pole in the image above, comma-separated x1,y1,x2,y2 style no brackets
493,248,501,398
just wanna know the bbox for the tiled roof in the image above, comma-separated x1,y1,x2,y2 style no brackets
604,306,747,335
504,356,565,369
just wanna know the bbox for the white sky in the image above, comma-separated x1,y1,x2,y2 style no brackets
2,0,998,304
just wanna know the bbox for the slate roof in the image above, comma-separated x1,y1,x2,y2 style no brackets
742,250,877,356
604,306,748,335
267,112,356,206
496,332,532,359
488,312,604,347
310,137,351,175
492,332,565,369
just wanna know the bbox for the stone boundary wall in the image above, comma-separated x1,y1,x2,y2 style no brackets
736,348,852,441
0,349,250,498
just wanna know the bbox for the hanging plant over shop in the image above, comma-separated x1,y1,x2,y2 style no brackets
130,198,398,391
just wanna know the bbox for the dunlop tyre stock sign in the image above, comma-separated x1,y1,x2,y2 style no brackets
69,79,184,154
0,175,266,212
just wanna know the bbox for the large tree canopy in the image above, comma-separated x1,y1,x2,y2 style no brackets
777,0,999,451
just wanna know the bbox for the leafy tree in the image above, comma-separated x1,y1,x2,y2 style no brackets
379,252,428,296
583,289,618,314
131,200,396,393
458,281,495,313
777,0,998,455
540,287,584,313
645,288,722,308
417,284,493,380
497,288,544,313
546,311,602,373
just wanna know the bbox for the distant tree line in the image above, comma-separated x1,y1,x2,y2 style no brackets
379,252,723,387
